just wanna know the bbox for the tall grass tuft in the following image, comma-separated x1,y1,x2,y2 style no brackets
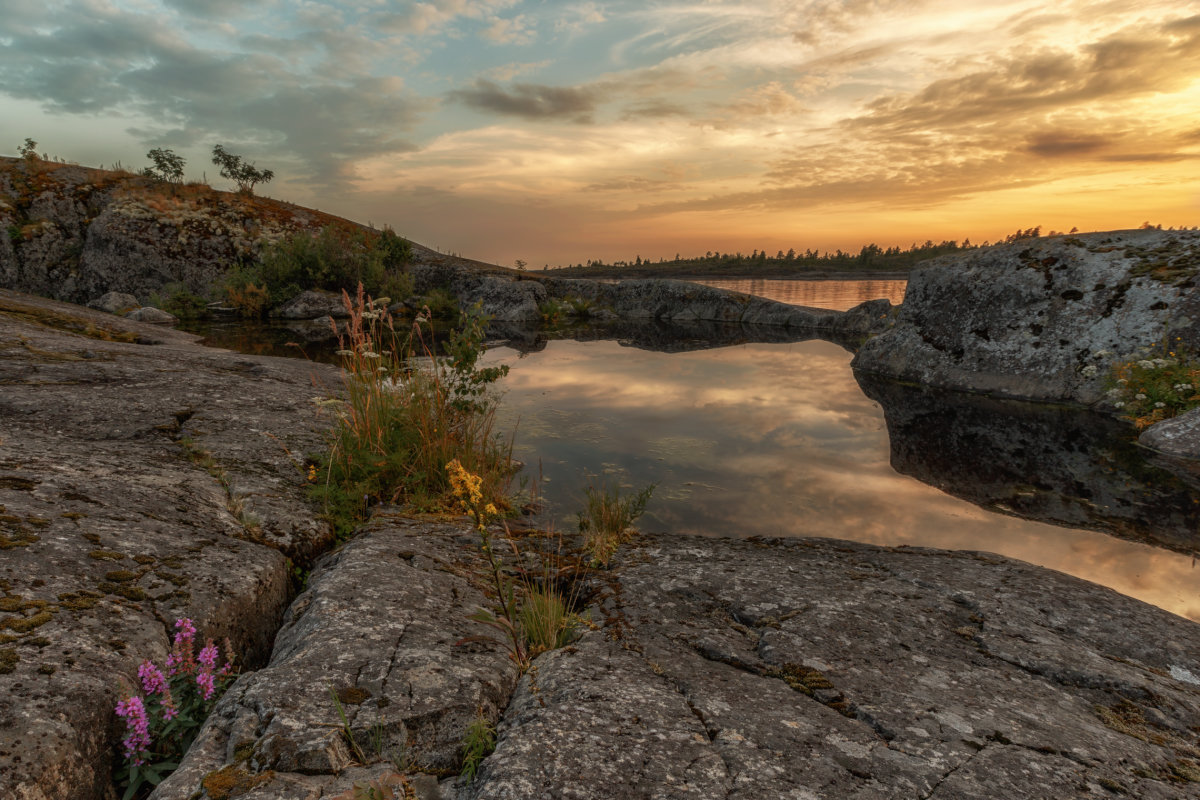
312,286,511,536
577,482,655,566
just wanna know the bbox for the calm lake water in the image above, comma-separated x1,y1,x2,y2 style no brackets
485,338,1200,622
183,279,1200,621
693,278,907,310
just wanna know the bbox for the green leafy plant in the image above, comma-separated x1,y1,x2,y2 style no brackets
459,713,497,783
577,482,655,566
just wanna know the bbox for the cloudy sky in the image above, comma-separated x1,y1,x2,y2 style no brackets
2,1,1199,267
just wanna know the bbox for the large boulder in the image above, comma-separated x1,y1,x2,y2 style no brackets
86,291,140,315
270,289,351,320
853,228,1200,404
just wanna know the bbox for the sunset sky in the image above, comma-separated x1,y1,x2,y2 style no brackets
2,0,1199,267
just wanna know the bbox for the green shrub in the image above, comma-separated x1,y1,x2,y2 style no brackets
150,282,208,319
417,287,459,319
257,226,413,307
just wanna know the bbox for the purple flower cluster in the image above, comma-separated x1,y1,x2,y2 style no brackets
114,617,238,778
197,640,219,700
114,696,151,765
138,660,177,721
165,617,197,676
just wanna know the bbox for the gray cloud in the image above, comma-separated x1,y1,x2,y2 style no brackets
163,0,264,18
449,78,599,121
619,99,692,120
1025,131,1110,157
0,1,430,187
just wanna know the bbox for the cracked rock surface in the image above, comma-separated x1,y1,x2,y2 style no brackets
0,290,334,800
467,534,1200,799
150,516,520,800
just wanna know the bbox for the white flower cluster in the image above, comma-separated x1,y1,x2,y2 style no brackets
1174,383,1194,393
1135,393,1148,400
1080,365,1099,377
1155,402,1167,409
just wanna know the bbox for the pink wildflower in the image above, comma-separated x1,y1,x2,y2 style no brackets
138,660,169,696
138,659,178,719
196,639,219,701
114,695,151,765
166,618,196,676
198,640,218,671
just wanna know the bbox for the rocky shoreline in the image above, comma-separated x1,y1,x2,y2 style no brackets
2,290,1200,800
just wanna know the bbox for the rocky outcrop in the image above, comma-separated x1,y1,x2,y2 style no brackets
467,533,1200,799
0,158,341,306
146,524,1200,800
853,228,1200,404
407,260,897,336
1141,407,1200,459
0,290,335,799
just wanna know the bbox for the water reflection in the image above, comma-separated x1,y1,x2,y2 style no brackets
856,375,1200,554
692,278,907,310
486,339,1200,621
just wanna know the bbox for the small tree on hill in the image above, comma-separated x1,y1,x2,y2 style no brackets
18,138,38,161
144,148,186,183
211,144,274,194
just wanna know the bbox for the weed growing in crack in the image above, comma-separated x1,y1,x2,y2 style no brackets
459,712,497,784
311,286,512,538
448,461,585,670
577,482,655,566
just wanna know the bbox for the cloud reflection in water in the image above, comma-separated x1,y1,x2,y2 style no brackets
488,338,1200,622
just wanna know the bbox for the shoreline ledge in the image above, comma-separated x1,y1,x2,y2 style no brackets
1,290,1199,799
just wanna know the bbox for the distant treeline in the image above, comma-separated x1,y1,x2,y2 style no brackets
548,226,1074,278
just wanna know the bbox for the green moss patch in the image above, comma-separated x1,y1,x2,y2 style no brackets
3,610,53,633
335,686,372,705
0,648,17,674
200,765,273,800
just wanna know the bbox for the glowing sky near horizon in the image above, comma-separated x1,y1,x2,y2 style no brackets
2,1,1198,266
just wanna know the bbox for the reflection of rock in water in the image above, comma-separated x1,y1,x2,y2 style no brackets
491,318,862,355
856,373,1200,555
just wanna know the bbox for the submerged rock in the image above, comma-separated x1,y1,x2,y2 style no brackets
857,373,1200,553
853,228,1200,404
125,306,178,325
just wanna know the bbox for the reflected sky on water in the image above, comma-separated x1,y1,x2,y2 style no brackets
485,339,1200,622
692,278,907,310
